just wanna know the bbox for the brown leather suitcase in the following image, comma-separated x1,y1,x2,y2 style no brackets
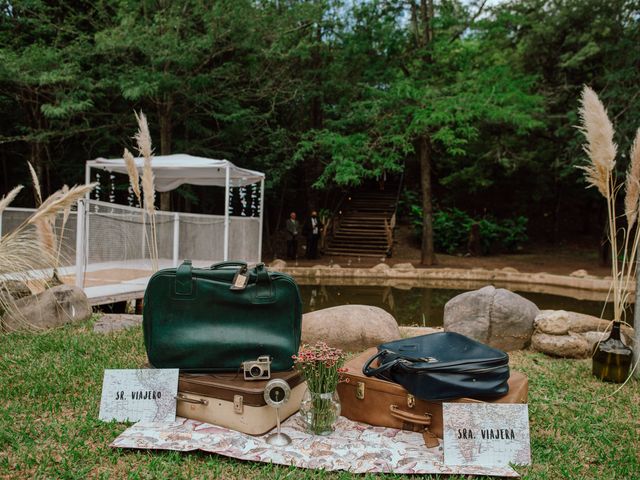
177,370,306,435
337,348,528,443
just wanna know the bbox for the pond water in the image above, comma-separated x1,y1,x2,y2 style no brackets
297,284,620,327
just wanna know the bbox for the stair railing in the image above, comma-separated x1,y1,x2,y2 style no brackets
320,190,347,252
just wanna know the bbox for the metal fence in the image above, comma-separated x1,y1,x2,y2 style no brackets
1,199,261,289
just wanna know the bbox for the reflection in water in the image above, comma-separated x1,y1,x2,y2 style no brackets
298,285,618,327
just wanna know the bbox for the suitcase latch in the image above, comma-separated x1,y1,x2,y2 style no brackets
407,394,415,408
356,381,365,400
233,394,244,414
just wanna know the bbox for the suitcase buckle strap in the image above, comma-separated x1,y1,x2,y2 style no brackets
175,260,193,295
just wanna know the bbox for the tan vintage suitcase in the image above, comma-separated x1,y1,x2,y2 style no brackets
338,348,528,442
177,370,306,435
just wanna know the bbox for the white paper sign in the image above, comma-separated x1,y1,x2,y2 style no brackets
443,403,531,468
99,369,179,423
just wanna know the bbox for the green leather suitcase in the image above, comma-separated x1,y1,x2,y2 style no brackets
143,260,302,372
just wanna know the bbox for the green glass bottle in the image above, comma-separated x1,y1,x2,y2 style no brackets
592,321,633,383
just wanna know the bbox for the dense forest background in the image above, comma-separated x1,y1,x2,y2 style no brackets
1,0,639,258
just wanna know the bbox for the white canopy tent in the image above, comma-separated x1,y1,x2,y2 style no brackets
87,154,265,191
76,154,265,288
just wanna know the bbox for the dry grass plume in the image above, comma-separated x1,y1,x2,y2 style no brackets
625,128,640,229
578,86,617,197
123,148,141,203
133,111,158,271
0,179,96,331
27,162,42,205
0,186,24,215
28,183,97,226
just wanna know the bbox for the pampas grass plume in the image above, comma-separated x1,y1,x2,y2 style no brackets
35,218,55,255
142,157,155,214
134,111,153,160
624,128,640,229
27,162,42,206
134,112,156,214
123,148,141,201
0,185,24,215
578,86,617,197
60,185,71,225
28,183,97,225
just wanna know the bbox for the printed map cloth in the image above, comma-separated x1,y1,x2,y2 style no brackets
111,415,519,476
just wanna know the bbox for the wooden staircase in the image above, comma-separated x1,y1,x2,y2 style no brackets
325,189,398,258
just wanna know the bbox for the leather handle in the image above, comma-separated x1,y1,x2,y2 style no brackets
389,404,432,426
177,260,274,302
211,261,274,302
362,349,399,377
210,261,248,270
175,393,209,405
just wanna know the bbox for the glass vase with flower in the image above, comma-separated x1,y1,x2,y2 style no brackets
293,342,346,435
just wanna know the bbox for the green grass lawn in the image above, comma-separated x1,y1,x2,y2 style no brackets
1,318,638,480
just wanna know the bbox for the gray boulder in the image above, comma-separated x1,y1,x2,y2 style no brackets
1,284,92,331
530,310,635,358
535,310,634,340
268,259,287,271
392,263,415,270
302,304,401,351
371,263,390,272
0,280,32,301
443,285,539,350
531,332,591,358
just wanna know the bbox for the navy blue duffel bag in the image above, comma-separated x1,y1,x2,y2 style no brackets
362,332,510,401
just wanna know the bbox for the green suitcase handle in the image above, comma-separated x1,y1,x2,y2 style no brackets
176,260,274,302
210,261,249,270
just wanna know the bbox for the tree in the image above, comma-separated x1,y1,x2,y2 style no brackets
490,0,640,244
295,0,542,264
0,1,98,195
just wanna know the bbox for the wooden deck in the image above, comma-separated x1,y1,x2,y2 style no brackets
59,260,176,306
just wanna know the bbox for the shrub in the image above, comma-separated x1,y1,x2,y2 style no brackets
410,206,528,255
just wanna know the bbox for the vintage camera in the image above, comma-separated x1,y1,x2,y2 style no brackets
243,356,271,381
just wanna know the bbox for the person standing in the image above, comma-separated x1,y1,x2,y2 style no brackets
303,210,323,260
285,212,300,260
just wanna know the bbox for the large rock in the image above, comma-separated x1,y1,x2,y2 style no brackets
535,310,634,340
371,263,390,272
531,332,591,358
443,285,539,351
302,305,401,352
0,280,32,318
531,310,635,358
1,284,92,331
393,263,415,270
269,259,287,271
0,280,32,301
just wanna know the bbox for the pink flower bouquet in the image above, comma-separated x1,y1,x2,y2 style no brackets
293,342,346,434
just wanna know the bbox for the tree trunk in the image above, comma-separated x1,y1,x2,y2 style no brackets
303,22,324,211
305,94,323,210
27,91,46,202
419,135,435,265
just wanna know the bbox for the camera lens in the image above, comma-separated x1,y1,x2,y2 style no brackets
250,365,263,377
